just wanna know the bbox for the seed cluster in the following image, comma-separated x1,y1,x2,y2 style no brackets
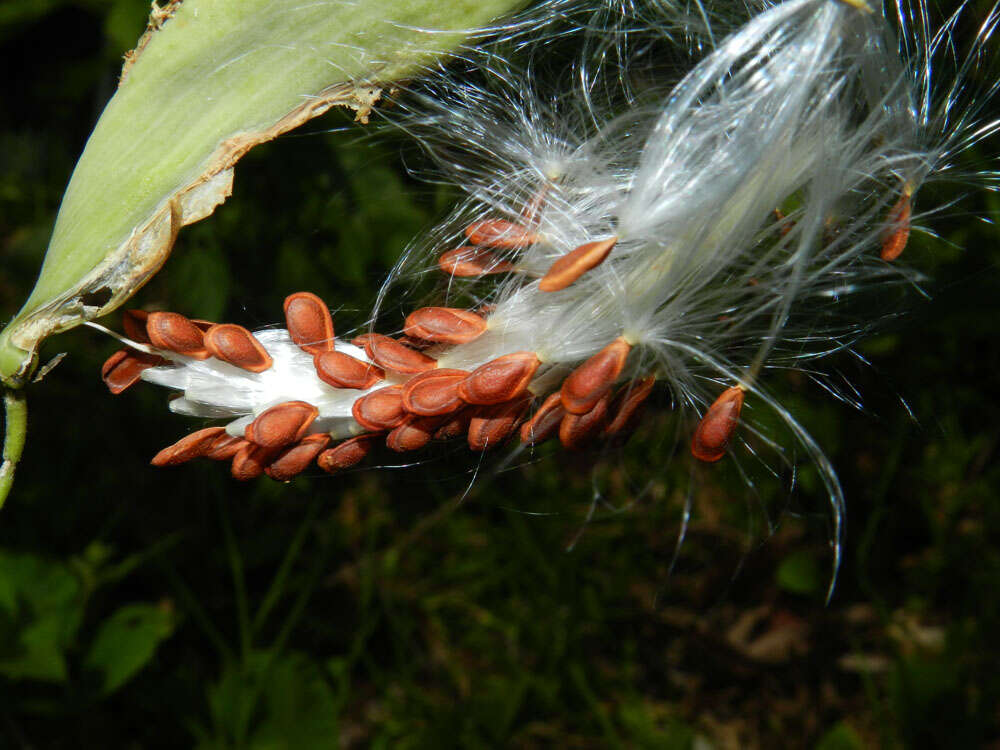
102,168,912,483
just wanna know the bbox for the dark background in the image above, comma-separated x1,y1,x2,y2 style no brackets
0,1,998,747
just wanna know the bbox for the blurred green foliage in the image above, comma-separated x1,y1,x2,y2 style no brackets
1,0,998,747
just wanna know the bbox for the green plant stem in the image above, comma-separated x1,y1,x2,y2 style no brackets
0,389,27,511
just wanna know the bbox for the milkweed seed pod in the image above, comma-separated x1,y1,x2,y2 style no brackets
99,0,999,583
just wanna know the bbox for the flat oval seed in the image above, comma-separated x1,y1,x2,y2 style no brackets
122,309,151,343
204,434,247,461
519,392,566,445
691,386,745,463
603,376,656,437
204,324,273,373
401,369,469,416
434,407,474,440
245,401,319,448
231,443,279,481
352,385,407,431
438,247,515,277
101,348,164,394
363,334,437,374
314,350,384,390
538,236,617,292
151,427,228,467
464,219,539,248
458,351,540,405
561,337,631,414
146,312,211,359
404,307,487,345
386,415,444,453
468,397,531,451
283,291,335,356
881,191,912,262
317,434,379,474
265,434,331,481
559,394,610,450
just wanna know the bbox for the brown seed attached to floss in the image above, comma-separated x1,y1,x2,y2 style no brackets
386,415,445,453
352,385,407,431
458,352,540,405
401,369,469,416
363,334,437,374
122,309,151,343
313,350,385,390
438,247,515,277
464,219,539,248
538,236,617,292
151,427,229,467
467,396,531,451
231,443,280,481
101,348,165,394
317,434,380,474
881,189,912,262
603,376,656,437
204,324,273,373
434,407,475,441
559,394,610,450
245,401,319,449
690,385,745,463
519,392,566,445
283,291,335,356
560,336,631,415
203,434,247,461
265,433,331,481
146,312,211,359
404,307,487,346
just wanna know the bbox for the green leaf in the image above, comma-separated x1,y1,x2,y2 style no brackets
814,723,865,750
776,550,823,596
84,602,177,694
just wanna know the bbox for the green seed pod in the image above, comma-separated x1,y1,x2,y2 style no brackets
0,0,523,387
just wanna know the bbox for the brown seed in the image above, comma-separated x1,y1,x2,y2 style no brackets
519,392,566,445
351,333,378,349
538,236,617,292
560,337,631,414
204,324,273,373
190,319,216,332
146,312,211,359
881,190,912,262
265,433,331,481
434,407,474,440
203,433,247,461
603,376,655,437
101,348,165,394
467,396,531,451
401,369,469,416
438,247,514,277
231,443,280,481
690,386,745,463
458,352,540,405
317,434,379,474
773,208,794,238
245,401,319,448
314,350,384,390
363,334,437,374
151,427,228,467
386,415,444,453
464,219,539,248
283,291,335,355
404,307,487,345
352,385,407,431
122,309,150,343
559,394,610,450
